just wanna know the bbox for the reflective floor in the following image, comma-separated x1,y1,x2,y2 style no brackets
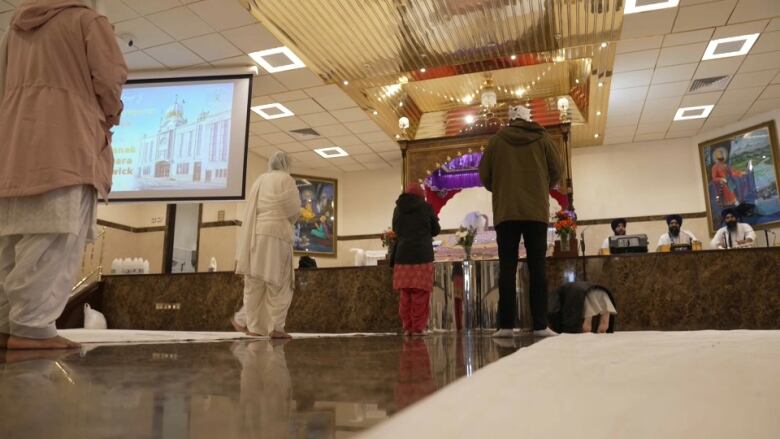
0,334,537,439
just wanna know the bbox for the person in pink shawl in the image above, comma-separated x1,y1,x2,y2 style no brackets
0,0,127,350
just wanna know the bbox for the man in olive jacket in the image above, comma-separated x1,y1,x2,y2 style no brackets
479,105,563,337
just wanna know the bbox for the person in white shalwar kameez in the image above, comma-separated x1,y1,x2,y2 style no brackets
233,152,301,338
711,208,756,250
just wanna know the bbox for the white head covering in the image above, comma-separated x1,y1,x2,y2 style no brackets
462,211,489,232
268,151,291,173
509,105,532,122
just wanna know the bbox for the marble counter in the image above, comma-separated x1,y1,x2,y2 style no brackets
75,247,780,332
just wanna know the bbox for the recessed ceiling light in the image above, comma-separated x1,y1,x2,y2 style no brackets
674,105,714,121
575,79,580,84
510,54,517,60
248,46,306,73
594,133,600,138
395,134,401,139
596,111,602,116
462,95,474,104
600,42,608,48
420,68,427,73
465,115,475,124
251,103,294,120
624,0,679,15
342,80,349,85
314,146,349,159
598,82,603,87
372,110,378,116
515,87,525,96
702,33,760,60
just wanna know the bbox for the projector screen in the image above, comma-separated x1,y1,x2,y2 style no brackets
106,74,252,202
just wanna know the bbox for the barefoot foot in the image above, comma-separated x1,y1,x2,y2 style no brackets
230,318,247,333
270,330,292,339
597,312,610,334
582,318,593,333
7,335,81,350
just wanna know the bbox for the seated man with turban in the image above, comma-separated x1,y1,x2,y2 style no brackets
711,208,756,249
601,218,627,250
657,214,698,248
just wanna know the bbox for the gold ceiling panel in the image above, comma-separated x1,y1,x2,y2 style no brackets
245,0,624,147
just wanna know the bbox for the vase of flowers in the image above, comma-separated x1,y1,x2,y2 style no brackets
455,226,477,260
553,210,576,252
380,228,396,248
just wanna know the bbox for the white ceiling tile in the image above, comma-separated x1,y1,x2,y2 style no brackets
693,57,745,79
634,132,669,142
182,33,242,62
728,0,780,24
260,132,296,144
249,96,275,107
680,91,723,106
669,118,707,131
665,129,700,138
315,124,352,137
123,51,165,71
301,138,333,149
652,63,700,84
357,131,392,144
616,36,664,54
114,18,174,50
103,0,138,23
657,42,708,67
727,70,777,89
748,97,780,114
327,156,357,165
250,146,282,158
711,19,769,39
364,162,391,170
345,120,382,134
289,151,322,163
221,24,281,54
379,151,402,161
602,135,634,145
271,91,309,102
147,7,213,41
145,43,203,68
249,121,280,135
720,85,766,103
603,126,637,138
210,55,254,67
606,113,642,127
252,75,288,95
643,96,684,112
341,144,374,155
368,141,401,152
636,122,672,134
611,69,654,89
188,0,256,31
328,134,363,146
283,98,326,116
613,50,660,72
740,51,780,72
708,100,753,117
662,28,715,47
679,0,721,6
124,0,180,15
277,142,309,153
773,71,780,84
248,136,269,148
273,69,324,90
608,86,649,110
309,93,358,111
299,112,339,127
353,153,385,164
673,0,737,33
647,81,691,99
270,116,309,131
620,8,677,39
767,18,780,32
752,31,780,54
338,163,368,172
759,84,780,99
330,107,371,123
703,115,740,130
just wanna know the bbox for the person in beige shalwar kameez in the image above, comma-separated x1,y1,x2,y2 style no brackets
0,0,127,350
233,152,301,338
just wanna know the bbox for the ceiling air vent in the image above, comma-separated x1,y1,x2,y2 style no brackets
689,75,729,93
289,128,321,140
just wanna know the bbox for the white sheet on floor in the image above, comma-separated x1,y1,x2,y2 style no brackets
59,329,396,344
358,330,780,439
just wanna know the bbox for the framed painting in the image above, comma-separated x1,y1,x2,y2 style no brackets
698,121,780,236
292,175,338,256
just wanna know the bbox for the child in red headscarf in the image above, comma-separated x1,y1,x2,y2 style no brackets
389,183,441,336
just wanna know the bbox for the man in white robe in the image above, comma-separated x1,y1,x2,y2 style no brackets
233,152,301,338
711,208,756,249
657,214,698,248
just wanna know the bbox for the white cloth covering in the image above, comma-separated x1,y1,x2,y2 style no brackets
711,223,756,249
657,229,697,247
601,237,611,249
583,288,617,318
0,185,95,338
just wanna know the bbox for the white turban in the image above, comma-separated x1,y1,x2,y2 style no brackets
268,151,291,173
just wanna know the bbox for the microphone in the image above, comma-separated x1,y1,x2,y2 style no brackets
579,226,589,256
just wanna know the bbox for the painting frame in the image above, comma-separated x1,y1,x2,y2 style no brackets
698,121,780,237
292,174,338,257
